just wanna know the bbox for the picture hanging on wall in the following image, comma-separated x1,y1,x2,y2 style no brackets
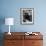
20,8,34,24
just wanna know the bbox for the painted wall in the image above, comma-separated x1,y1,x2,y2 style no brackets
0,0,46,46
0,0,46,32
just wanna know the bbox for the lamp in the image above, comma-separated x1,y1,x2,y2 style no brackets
5,18,14,35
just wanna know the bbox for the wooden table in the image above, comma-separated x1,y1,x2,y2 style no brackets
4,32,43,46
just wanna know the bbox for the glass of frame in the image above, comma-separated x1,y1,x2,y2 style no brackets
20,8,34,24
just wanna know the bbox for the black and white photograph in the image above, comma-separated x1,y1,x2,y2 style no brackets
20,8,34,24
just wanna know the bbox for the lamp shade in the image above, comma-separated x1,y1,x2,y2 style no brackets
5,18,14,25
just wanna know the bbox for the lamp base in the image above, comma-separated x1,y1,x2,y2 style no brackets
8,32,11,35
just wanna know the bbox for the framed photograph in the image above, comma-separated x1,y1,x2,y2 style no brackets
20,8,34,24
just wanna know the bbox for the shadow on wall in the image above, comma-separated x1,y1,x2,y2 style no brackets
0,16,5,46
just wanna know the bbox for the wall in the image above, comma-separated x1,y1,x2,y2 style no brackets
0,0,46,46
0,0,46,32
